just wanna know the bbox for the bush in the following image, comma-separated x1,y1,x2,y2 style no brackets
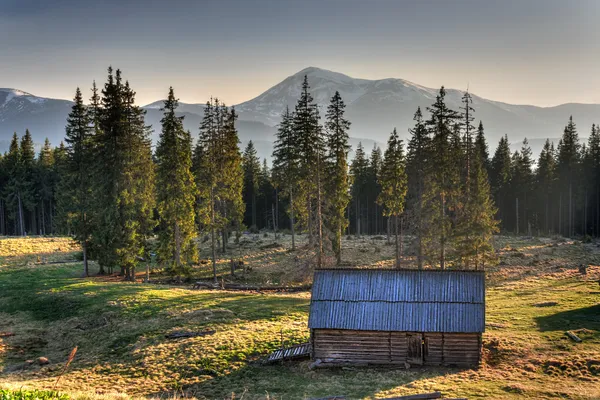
0,389,69,400
73,251,84,261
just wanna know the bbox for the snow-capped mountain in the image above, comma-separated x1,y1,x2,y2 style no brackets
0,88,73,149
2,67,599,160
235,67,600,146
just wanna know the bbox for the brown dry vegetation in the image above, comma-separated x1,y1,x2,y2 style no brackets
1,234,600,399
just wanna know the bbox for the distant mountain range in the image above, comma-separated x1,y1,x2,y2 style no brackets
2,67,599,160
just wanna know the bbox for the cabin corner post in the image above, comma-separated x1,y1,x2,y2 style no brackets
310,328,315,360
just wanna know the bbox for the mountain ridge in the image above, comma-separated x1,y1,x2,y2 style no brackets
1,67,599,160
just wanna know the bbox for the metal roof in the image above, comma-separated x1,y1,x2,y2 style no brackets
308,269,485,333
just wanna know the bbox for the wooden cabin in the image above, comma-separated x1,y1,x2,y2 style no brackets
308,269,485,367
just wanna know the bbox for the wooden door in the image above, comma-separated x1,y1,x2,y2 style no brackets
407,333,423,365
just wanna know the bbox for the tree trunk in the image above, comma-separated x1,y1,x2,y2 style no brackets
17,193,25,236
569,183,573,237
211,187,217,283
386,217,391,245
440,192,445,270
316,155,323,269
290,186,296,250
515,197,519,236
274,189,279,239
82,240,89,277
395,214,400,269
252,192,256,228
356,198,360,236
307,195,313,245
174,222,181,269
559,194,562,236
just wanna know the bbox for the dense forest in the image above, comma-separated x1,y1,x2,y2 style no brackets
1,67,598,278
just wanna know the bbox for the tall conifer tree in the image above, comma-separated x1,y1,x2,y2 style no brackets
325,91,351,265
378,128,407,268
156,88,198,276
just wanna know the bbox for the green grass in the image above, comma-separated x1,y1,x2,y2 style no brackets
0,389,69,400
1,236,600,399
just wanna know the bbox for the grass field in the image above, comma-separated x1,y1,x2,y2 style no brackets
1,235,599,399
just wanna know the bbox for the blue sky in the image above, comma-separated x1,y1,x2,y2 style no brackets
1,0,598,106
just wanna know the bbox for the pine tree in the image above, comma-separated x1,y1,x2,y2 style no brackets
325,91,351,265
20,130,36,234
511,138,534,235
63,88,94,276
195,99,244,281
406,107,430,268
36,138,55,235
243,140,261,230
490,135,512,231
475,121,490,172
556,116,581,237
53,142,69,235
350,142,369,235
586,125,600,236
377,128,407,268
423,87,461,269
367,146,383,235
93,67,155,279
272,106,299,249
462,149,499,269
3,133,25,235
536,139,557,234
220,106,245,253
155,87,198,276
292,76,325,265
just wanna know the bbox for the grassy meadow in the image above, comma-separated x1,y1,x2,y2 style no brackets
0,234,599,399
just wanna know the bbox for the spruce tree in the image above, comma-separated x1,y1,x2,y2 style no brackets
367,146,383,235
511,139,534,235
461,149,499,269
63,88,94,276
475,121,490,172
490,135,512,231
423,87,461,269
377,128,407,268
406,107,430,268
586,125,600,236
556,116,581,237
350,142,369,235
292,76,325,265
93,67,156,279
243,141,261,230
3,133,25,235
272,106,299,249
536,139,557,234
155,87,198,276
325,91,351,265
36,138,55,235
20,130,36,234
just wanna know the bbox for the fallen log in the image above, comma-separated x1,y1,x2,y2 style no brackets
192,282,311,292
381,393,442,400
565,331,582,342
308,397,346,400
165,330,216,339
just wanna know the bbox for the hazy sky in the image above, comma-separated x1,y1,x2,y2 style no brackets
1,0,598,106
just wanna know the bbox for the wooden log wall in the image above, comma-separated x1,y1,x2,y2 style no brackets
442,333,480,366
313,329,480,366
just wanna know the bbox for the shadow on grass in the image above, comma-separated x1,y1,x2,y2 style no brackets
535,304,600,332
0,261,308,323
149,361,467,400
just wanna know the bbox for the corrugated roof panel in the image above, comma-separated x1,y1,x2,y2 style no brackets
309,269,485,333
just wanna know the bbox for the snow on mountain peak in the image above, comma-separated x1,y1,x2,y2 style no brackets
0,88,47,107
